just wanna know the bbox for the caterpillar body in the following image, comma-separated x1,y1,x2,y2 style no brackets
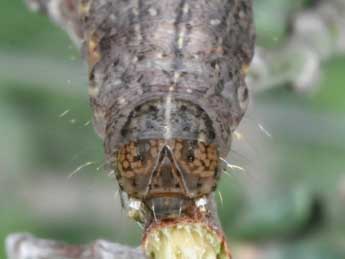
84,0,255,221
30,0,255,222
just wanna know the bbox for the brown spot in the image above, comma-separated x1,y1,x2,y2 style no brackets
123,160,129,169
176,142,183,150
193,159,202,167
127,154,134,162
87,35,101,68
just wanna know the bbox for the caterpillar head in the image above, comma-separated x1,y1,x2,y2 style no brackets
115,139,220,221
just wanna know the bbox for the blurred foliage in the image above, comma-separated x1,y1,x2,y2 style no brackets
0,0,345,258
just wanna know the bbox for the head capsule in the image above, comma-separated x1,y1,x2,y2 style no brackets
115,138,220,221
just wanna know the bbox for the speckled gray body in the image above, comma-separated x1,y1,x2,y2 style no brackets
81,0,255,157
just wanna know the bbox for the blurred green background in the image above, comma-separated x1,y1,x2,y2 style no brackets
0,1,345,258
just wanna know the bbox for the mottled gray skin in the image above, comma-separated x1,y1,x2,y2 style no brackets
26,0,255,222
81,0,255,158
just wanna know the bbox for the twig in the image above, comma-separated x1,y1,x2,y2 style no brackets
6,233,145,259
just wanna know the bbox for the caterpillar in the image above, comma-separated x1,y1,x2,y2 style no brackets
28,0,255,223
